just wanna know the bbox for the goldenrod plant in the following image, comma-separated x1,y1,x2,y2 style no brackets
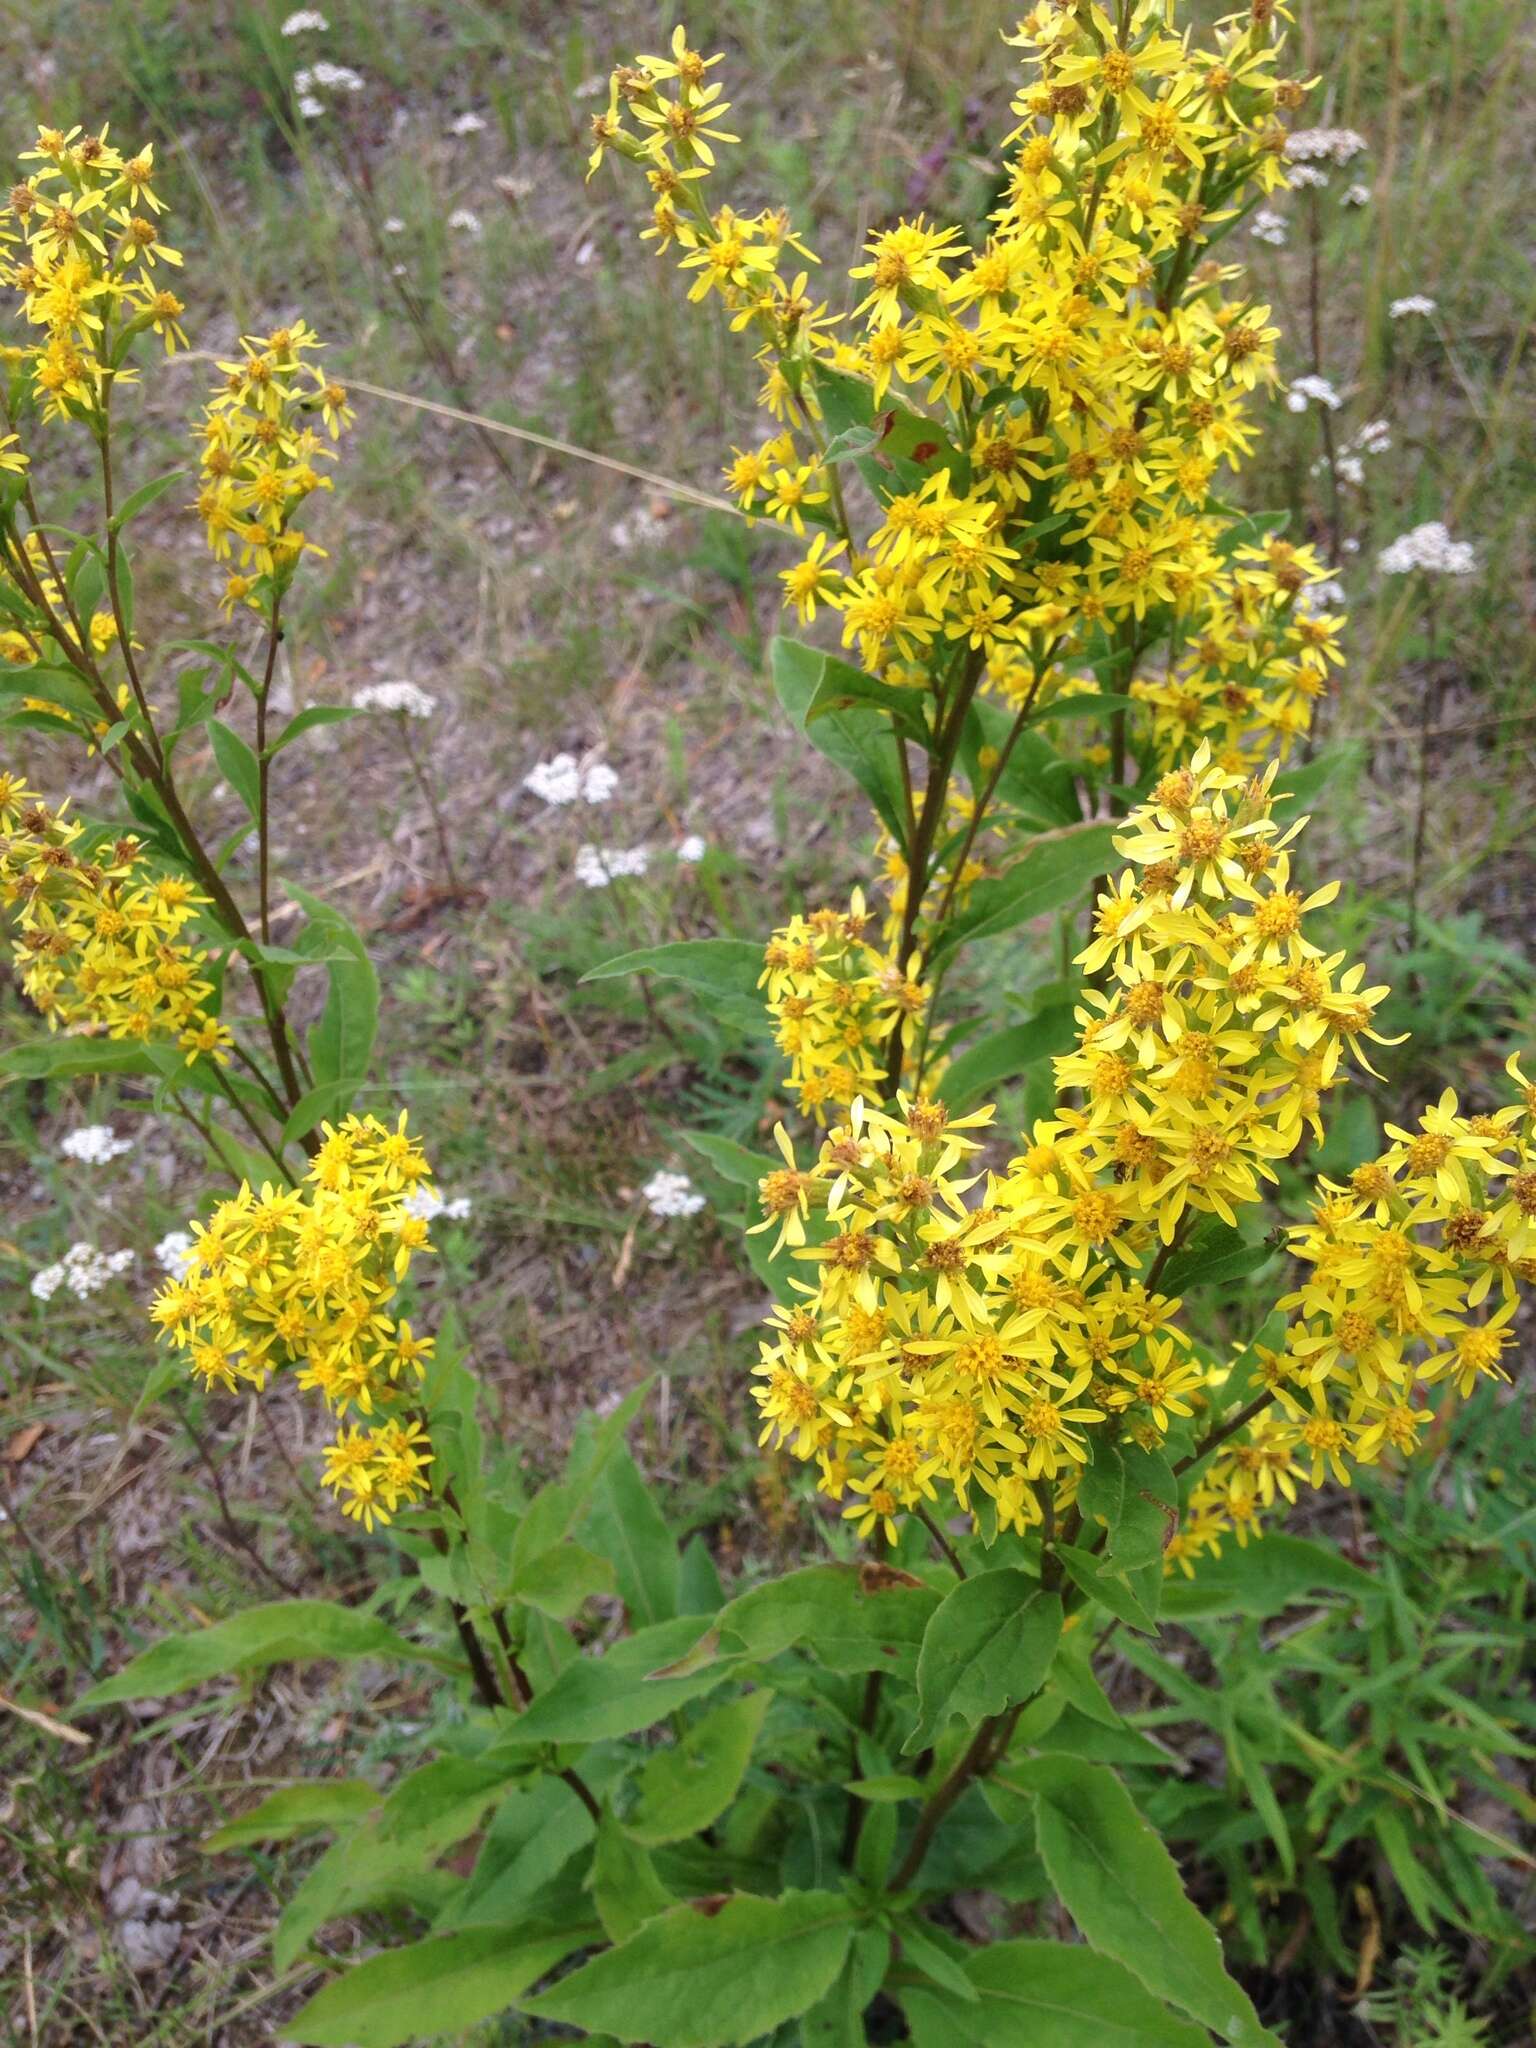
10,9,1529,2045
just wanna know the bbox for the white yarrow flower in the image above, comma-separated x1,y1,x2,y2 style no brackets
523,753,617,806
448,208,483,237
296,60,362,93
60,1124,133,1165
574,844,649,888
33,1242,134,1301
1249,209,1288,247
280,8,328,32
676,834,707,864
450,112,487,136
1286,126,1368,165
1284,374,1342,413
1343,182,1372,206
1287,163,1329,190
1378,521,1476,578
641,1170,705,1219
401,1186,473,1222
382,215,406,235
1389,294,1436,319
353,680,437,719
154,1230,197,1278
297,94,325,118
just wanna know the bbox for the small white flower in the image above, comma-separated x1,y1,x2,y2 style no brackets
382,215,406,235
1249,208,1288,247
1343,182,1372,206
297,94,325,118
1354,418,1392,455
641,1170,705,1219
574,844,649,889
401,1186,473,1222
280,7,328,32
353,679,437,719
33,1242,135,1301
1286,126,1368,166
573,73,608,100
523,753,616,806
495,174,533,202
1285,374,1342,413
1287,163,1329,190
676,834,707,864
60,1124,133,1165
1336,454,1364,485
1378,521,1476,578
154,1230,197,1278
450,111,487,136
1389,293,1437,319
1297,578,1347,616
297,60,362,93
448,208,483,237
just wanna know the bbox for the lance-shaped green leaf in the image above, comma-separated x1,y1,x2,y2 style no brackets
1077,1443,1177,1572
901,1938,1210,2048
909,1573,1061,1750
1015,1759,1280,2046
621,1689,771,1845
772,636,910,840
204,1779,378,1854
930,823,1121,965
710,1561,940,1680
937,1005,1076,1112
521,1889,859,2048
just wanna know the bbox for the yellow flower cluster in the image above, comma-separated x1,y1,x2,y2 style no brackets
0,123,185,425
195,321,354,613
1173,1060,1536,1572
748,750,1514,1561
150,1113,438,1530
759,891,928,1123
0,774,229,1061
0,528,127,737
592,6,1342,847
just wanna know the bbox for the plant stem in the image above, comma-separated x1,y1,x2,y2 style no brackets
915,1502,966,1580
1174,1387,1277,1476
254,599,284,946
397,714,463,893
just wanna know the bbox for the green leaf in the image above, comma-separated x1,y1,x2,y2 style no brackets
622,1690,771,1846
932,824,1121,966
1055,1545,1160,1635
109,467,188,532
811,363,970,498
1160,1220,1273,1295
0,665,106,726
76,1600,456,1708
501,1616,738,1745
1017,1760,1278,2046
772,636,909,841
274,1754,528,1970
910,1575,1061,1750
901,1938,1210,2048
846,1774,925,1803
581,937,767,1035
286,882,379,1113
204,1779,377,1853
1160,1532,1378,1621
714,1562,940,1682
679,1128,775,1190
938,1006,1076,1112
521,1889,859,2048
268,703,360,757
796,644,929,744
1077,1444,1177,1572
0,1037,171,1083
209,717,262,820
441,1774,599,1929
580,1444,680,1629
513,1540,615,1618
803,1928,892,2048
590,1811,675,1943
284,1923,592,2048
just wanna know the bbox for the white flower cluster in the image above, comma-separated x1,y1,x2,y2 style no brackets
1286,127,1369,165
1343,182,1372,207
676,834,707,864
641,1170,705,1219
401,1186,473,1222
1378,522,1476,578
450,112,487,136
448,208,484,238
280,8,328,32
575,844,649,888
1331,416,1391,486
1285,374,1342,413
1249,208,1288,247
353,680,437,719
1287,163,1329,191
294,60,364,117
1297,578,1347,617
1389,294,1437,320
32,1242,134,1302
154,1230,198,1278
524,754,617,806
60,1124,133,1165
